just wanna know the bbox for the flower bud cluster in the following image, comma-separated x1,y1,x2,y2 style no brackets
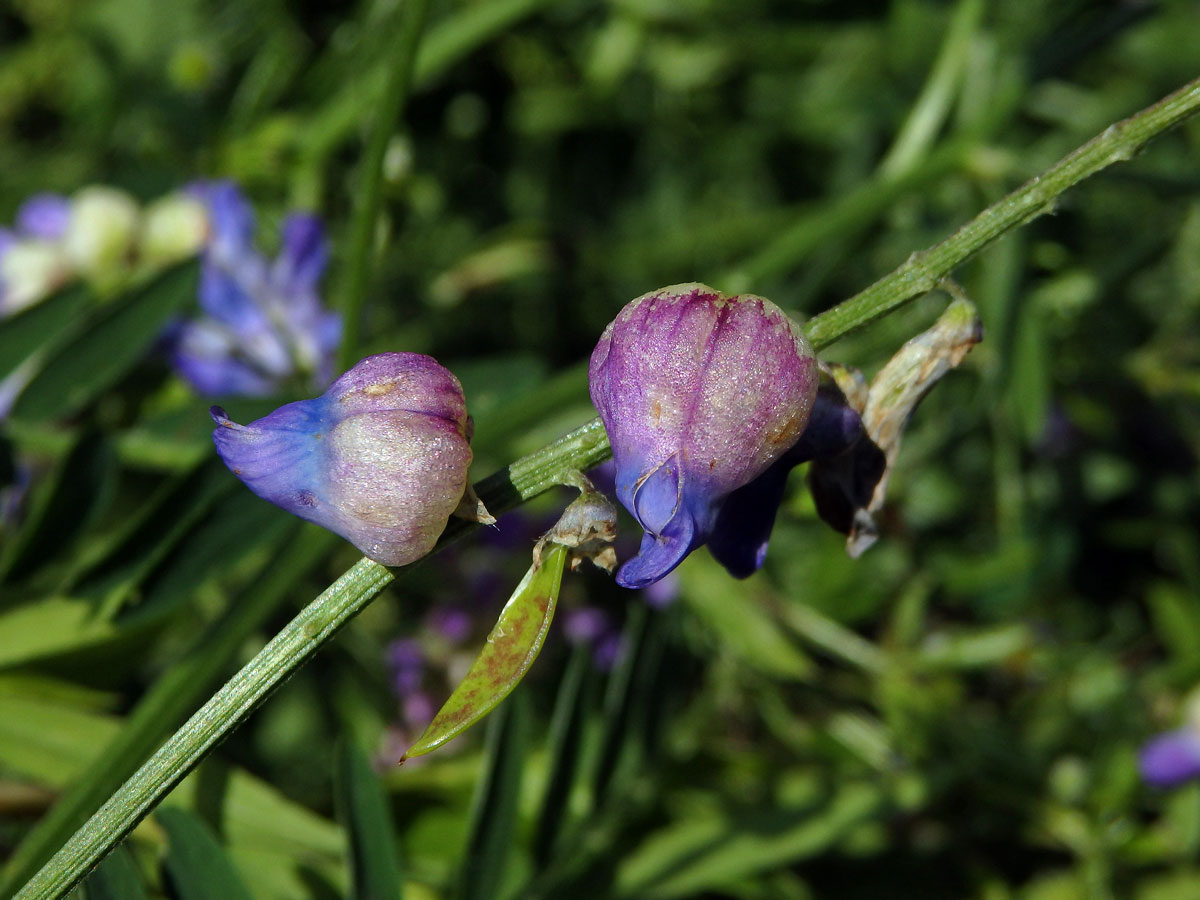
0,186,206,317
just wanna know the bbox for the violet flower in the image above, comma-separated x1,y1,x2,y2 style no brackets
1140,726,1200,788
211,352,477,566
170,180,341,396
589,283,822,588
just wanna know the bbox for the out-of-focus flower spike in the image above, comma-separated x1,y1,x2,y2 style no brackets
0,239,70,316
211,352,478,566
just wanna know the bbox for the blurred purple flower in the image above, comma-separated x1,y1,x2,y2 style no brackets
426,606,473,645
170,180,341,396
15,194,70,241
1139,727,1200,788
642,571,679,609
563,606,624,671
387,638,426,696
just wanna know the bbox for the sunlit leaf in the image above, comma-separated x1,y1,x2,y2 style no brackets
159,806,255,900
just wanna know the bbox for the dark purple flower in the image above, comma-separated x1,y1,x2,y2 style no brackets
211,352,475,566
589,283,820,587
1139,727,1200,788
171,181,340,396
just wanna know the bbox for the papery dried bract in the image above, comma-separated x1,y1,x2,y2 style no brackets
589,282,818,587
211,352,478,566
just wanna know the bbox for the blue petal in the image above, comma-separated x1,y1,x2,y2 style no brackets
16,194,70,240
631,456,682,536
707,460,790,579
1140,728,1200,787
194,180,256,260
616,508,698,589
707,388,867,579
210,399,329,521
274,214,328,293
198,259,265,332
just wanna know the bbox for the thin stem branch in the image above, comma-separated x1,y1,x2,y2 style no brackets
15,74,1200,900
803,75,1200,349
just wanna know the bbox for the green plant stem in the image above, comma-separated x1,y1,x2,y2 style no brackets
338,0,432,372
15,75,1200,900
803,75,1200,349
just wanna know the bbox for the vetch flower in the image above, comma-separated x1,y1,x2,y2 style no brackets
211,352,483,566
589,283,820,588
170,180,340,396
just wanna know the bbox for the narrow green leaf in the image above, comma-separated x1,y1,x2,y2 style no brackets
590,603,649,799
0,430,117,585
158,806,255,900
456,694,528,900
0,283,89,381
82,845,147,900
0,598,125,669
403,543,567,759
678,555,814,681
334,738,404,900
10,261,198,422
63,459,233,608
532,645,593,866
615,783,883,899
0,529,334,897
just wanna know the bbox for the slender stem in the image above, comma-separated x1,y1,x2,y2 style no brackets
803,75,1200,349
337,0,432,372
11,418,612,900
15,75,1200,900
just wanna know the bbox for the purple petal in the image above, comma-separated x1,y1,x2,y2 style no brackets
616,507,698,589
16,194,71,241
708,387,866,578
273,213,328,293
1139,728,1200,787
192,180,256,261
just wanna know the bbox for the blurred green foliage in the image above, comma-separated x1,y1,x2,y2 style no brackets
2,0,1200,898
